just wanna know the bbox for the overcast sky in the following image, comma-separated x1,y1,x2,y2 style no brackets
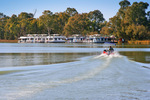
1,0,150,21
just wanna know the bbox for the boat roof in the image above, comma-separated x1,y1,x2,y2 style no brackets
20,36,28,39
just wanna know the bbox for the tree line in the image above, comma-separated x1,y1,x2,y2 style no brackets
101,0,150,40
0,8,104,40
0,0,150,40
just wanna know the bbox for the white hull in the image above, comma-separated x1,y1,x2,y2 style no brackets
46,40,66,43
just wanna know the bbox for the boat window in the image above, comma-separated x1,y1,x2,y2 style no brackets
22,39,27,41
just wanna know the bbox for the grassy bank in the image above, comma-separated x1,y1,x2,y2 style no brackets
128,40,150,45
0,40,18,43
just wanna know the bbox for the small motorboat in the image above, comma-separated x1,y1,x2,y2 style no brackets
102,46,115,55
103,49,114,55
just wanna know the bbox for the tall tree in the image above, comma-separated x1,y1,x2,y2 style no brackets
119,0,130,9
109,0,149,40
39,10,54,35
0,13,9,39
88,10,105,32
64,14,90,36
53,12,69,35
27,18,38,34
88,10,105,23
126,24,148,40
65,7,78,17
118,0,130,19
36,18,47,34
0,13,7,18
124,2,149,25
147,11,150,21
18,12,34,36
4,14,20,39
147,11,150,32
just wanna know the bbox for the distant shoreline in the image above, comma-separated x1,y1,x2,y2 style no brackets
0,40,18,43
0,39,150,45
128,40,150,45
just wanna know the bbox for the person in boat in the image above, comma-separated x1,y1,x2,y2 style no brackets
109,46,114,53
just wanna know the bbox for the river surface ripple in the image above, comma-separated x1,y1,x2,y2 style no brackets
0,43,150,100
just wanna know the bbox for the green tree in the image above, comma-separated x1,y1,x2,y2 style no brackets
18,12,34,36
39,10,54,35
109,16,122,38
88,10,105,23
100,26,113,36
147,11,150,21
27,18,38,34
113,0,130,39
0,13,9,39
65,7,78,17
147,11,150,34
119,0,130,9
109,0,149,40
53,12,69,35
64,13,90,36
88,10,105,32
124,2,149,26
126,24,148,40
4,14,20,39
0,13,7,18
36,18,47,34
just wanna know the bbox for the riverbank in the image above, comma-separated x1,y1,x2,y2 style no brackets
0,40,18,43
128,40,150,45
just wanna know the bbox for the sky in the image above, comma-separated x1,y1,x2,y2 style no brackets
1,0,150,21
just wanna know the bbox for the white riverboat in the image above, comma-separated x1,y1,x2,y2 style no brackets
18,34,116,43
67,34,84,43
84,34,114,43
18,36,28,43
45,34,66,43
18,34,66,43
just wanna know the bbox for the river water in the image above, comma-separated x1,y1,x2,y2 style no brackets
0,43,150,100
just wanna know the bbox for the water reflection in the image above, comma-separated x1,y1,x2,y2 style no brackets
0,53,96,67
119,51,150,63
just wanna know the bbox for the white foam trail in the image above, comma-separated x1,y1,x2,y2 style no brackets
94,51,122,59
59,58,111,84
4,56,112,100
